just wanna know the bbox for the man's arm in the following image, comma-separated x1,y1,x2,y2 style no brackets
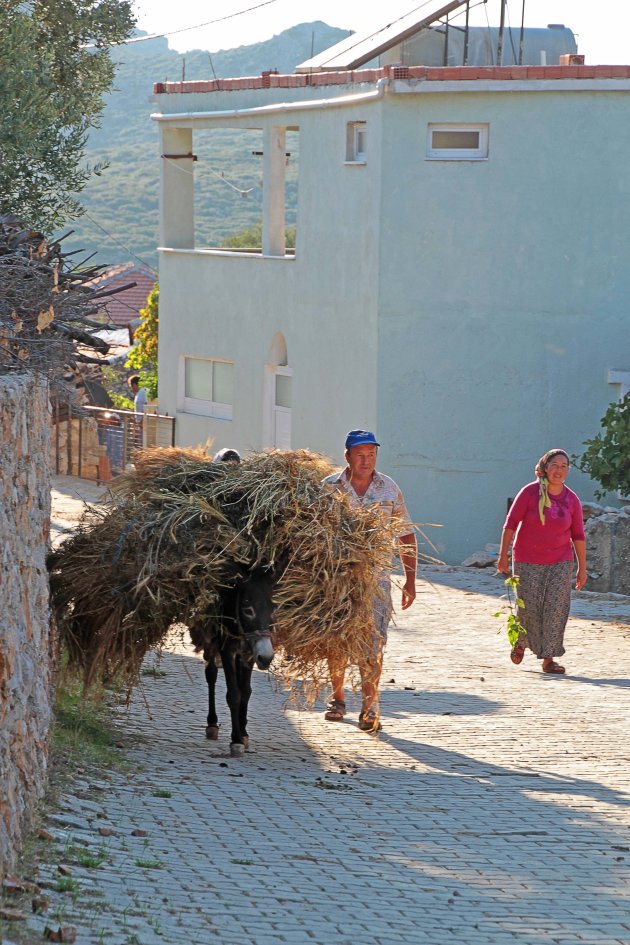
398,531,417,610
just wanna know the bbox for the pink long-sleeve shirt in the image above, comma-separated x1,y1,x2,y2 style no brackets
504,481,585,565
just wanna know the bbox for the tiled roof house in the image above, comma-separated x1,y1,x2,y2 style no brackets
87,262,156,329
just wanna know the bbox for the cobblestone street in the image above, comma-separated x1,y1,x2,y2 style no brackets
4,478,630,945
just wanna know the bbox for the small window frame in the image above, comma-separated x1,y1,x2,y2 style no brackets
179,356,234,420
426,123,489,161
346,120,367,165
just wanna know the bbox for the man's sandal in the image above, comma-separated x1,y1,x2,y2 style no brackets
542,660,565,674
358,709,382,733
324,699,346,722
510,644,525,665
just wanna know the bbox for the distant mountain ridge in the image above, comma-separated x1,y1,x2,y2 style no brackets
65,22,350,272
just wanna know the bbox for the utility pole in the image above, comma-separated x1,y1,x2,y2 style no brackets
463,0,471,65
497,0,507,66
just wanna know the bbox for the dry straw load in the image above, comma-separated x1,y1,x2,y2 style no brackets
49,447,402,697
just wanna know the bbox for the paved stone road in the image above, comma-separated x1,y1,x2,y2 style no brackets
5,478,630,945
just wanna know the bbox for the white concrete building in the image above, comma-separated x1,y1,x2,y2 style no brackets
153,45,630,563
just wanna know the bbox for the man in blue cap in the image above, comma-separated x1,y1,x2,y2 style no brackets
322,430,417,732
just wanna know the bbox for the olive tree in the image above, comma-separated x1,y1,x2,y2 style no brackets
0,0,135,232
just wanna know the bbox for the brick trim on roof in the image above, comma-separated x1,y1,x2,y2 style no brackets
153,64,630,95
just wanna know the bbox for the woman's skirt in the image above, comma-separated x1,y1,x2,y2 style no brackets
513,560,574,659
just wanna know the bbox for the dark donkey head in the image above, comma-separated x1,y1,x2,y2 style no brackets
228,566,275,670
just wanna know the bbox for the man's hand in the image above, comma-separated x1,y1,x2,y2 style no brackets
401,577,416,610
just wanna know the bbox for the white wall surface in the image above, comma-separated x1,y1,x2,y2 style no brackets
157,93,385,464
377,87,630,562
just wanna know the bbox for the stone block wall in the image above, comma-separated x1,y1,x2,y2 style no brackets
584,503,630,594
54,416,102,478
0,374,53,878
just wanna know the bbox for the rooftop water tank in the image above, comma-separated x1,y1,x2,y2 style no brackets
401,24,577,67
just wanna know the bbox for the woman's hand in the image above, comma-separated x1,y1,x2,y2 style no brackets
575,566,587,590
496,553,510,574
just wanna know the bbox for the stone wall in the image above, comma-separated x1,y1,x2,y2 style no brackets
584,503,630,594
0,374,53,878
54,415,102,478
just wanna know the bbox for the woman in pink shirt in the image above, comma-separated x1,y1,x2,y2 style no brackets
497,449,587,674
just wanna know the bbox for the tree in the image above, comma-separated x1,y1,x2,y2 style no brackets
0,0,135,232
126,283,158,399
0,213,119,394
575,394,630,499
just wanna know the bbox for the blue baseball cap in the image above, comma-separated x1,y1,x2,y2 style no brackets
345,430,380,449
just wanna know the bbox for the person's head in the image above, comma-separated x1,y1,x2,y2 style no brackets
344,430,380,479
128,374,140,393
536,448,570,483
213,447,241,464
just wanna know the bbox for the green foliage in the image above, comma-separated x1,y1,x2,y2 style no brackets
0,0,135,232
220,222,296,249
126,283,158,398
575,394,630,498
134,857,164,870
109,392,135,411
493,575,526,648
52,669,122,771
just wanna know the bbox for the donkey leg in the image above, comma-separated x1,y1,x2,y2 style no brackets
236,660,253,750
222,652,245,757
204,661,220,740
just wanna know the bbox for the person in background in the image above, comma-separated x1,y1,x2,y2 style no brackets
322,430,417,732
213,448,241,464
497,448,587,674
128,375,147,448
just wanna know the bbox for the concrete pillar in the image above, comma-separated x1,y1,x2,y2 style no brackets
159,126,194,249
262,125,286,257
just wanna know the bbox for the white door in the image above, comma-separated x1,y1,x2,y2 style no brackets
273,368,292,449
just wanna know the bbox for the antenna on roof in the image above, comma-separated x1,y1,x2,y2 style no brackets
518,0,526,65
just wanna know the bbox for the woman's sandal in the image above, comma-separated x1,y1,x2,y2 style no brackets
324,699,346,722
358,709,382,733
542,660,566,674
510,644,525,665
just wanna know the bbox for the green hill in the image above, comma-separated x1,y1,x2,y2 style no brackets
62,22,350,271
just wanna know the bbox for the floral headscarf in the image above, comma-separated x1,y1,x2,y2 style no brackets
535,449,570,524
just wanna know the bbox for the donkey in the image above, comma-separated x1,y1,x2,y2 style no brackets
190,567,275,757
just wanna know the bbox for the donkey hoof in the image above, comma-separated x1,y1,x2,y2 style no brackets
242,735,249,750
230,742,245,758
205,725,220,741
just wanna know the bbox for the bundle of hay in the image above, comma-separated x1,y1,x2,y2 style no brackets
49,447,401,695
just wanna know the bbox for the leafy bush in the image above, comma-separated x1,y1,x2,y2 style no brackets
126,283,158,399
575,394,630,498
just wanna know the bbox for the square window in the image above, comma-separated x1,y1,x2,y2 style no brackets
427,123,489,160
181,357,233,419
346,121,367,163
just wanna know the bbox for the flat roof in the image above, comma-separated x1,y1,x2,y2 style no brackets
154,64,630,97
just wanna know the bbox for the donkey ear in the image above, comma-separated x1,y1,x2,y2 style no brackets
230,563,249,585
250,564,275,583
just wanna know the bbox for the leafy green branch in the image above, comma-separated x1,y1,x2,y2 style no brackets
493,575,526,648
574,393,630,499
